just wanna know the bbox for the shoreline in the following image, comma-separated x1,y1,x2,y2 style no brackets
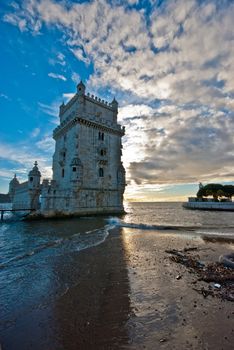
1,225,234,349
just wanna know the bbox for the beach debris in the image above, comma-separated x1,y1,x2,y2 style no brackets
159,338,167,343
165,248,234,302
219,253,234,269
176,274,182,280
183,247,198,252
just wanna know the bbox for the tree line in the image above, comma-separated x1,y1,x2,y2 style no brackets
197,184,234,200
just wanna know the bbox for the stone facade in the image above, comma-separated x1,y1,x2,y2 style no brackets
40,81,125,217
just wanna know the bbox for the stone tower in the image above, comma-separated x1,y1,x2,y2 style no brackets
40,80,126,216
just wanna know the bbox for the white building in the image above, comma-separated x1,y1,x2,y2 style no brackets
11,81,126,217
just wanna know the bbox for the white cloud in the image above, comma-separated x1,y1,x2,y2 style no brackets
118,104,154,122
36,135,55,153
0,130,55,186
48,72,67,81
0,93,10,100
38,101,60,120
70,48,90,65
71,72,80,84
57,52,65,66
30,127,40,138
62,93,75,102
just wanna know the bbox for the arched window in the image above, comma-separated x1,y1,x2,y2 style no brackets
99,168,104,177
62,168,65,177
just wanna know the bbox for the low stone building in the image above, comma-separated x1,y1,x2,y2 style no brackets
11,81,126,217
11,162,41,210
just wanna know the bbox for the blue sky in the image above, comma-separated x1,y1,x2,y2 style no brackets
0,0,234,201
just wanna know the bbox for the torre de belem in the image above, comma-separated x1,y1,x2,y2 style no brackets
11,81,126,218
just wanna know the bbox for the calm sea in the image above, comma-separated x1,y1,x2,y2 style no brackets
0,201,234,341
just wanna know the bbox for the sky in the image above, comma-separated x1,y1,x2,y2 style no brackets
0,0,234,201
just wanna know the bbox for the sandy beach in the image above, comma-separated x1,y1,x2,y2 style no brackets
1,225,234,350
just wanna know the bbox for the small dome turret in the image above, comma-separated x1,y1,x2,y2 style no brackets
28,161,41,177
77,80,86,95
28,161,41,190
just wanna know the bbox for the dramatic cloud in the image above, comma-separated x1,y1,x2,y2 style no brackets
3,0,234,198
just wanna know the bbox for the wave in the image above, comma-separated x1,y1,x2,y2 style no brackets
106,217,196,231
106,217,234,236
74,226,110,251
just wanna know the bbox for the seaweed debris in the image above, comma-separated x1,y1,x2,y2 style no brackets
165,248,234,302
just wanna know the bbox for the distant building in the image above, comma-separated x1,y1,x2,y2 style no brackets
11,81,126,217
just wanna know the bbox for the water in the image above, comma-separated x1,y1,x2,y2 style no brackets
0,202,234,345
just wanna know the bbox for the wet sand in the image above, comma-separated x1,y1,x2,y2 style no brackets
122,228,234,349
1,227,234,349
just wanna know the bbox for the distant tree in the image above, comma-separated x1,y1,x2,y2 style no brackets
223,185,234,199
217,189,225,199
196,183,234,200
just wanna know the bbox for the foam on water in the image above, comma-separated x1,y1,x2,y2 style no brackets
106,217,196,231
73,225,111,252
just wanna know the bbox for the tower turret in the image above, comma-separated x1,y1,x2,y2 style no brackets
77,80,86,95
28,161,41,189
111,97,118,122
77,80,86,105
111,97,118,110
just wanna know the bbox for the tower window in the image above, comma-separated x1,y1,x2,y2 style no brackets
98,132,104,140
100,149,106,156
99,168,104,177
30,177,33,182
62,169,65,177
72,167,76,172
